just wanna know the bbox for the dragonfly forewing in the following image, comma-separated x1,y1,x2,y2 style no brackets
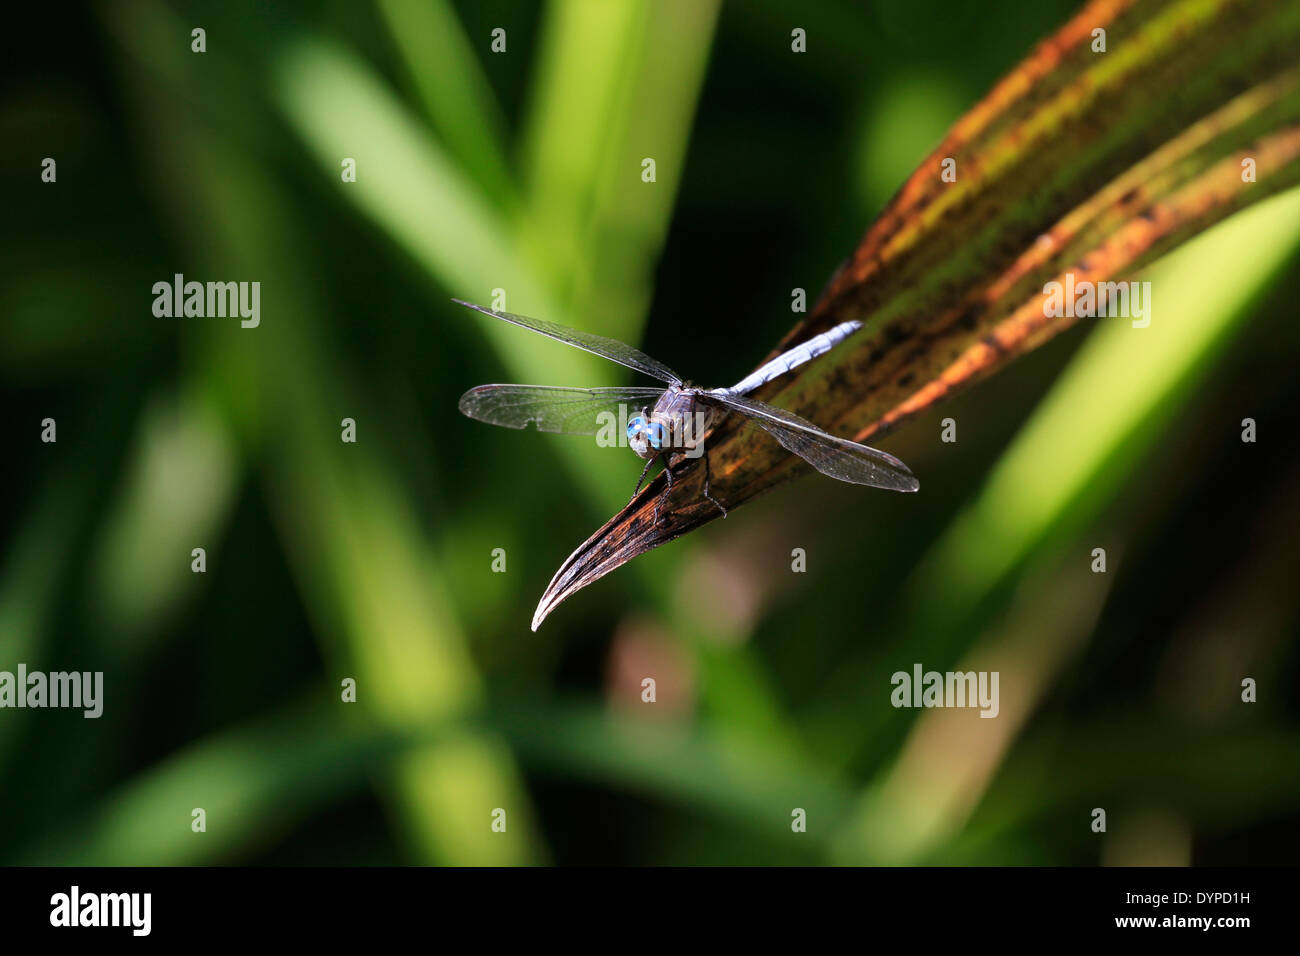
453,299,684,385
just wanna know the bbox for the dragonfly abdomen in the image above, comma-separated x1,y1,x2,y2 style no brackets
725,320,863,395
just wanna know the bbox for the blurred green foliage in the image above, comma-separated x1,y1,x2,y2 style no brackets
2,0,1297,865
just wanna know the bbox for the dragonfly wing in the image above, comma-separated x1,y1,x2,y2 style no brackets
706,391,919,492
459,384,667,435
453,299,683,385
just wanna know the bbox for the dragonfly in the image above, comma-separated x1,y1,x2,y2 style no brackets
455,299,918,518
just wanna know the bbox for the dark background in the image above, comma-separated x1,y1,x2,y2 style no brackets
2,0,1297,864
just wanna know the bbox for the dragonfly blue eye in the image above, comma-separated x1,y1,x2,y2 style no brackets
646,422,666,449
626,416,645,440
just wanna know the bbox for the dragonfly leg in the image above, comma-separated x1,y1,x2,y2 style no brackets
630,456,658,503
701,452,727,517
655,454,675,523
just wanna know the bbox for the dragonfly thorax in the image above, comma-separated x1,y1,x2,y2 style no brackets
626,387,713,460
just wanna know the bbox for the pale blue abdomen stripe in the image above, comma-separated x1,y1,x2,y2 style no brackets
720,320,863,396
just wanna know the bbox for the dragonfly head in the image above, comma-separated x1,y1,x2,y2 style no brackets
626,415,665,459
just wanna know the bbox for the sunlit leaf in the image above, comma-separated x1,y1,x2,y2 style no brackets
532,0,1300,628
